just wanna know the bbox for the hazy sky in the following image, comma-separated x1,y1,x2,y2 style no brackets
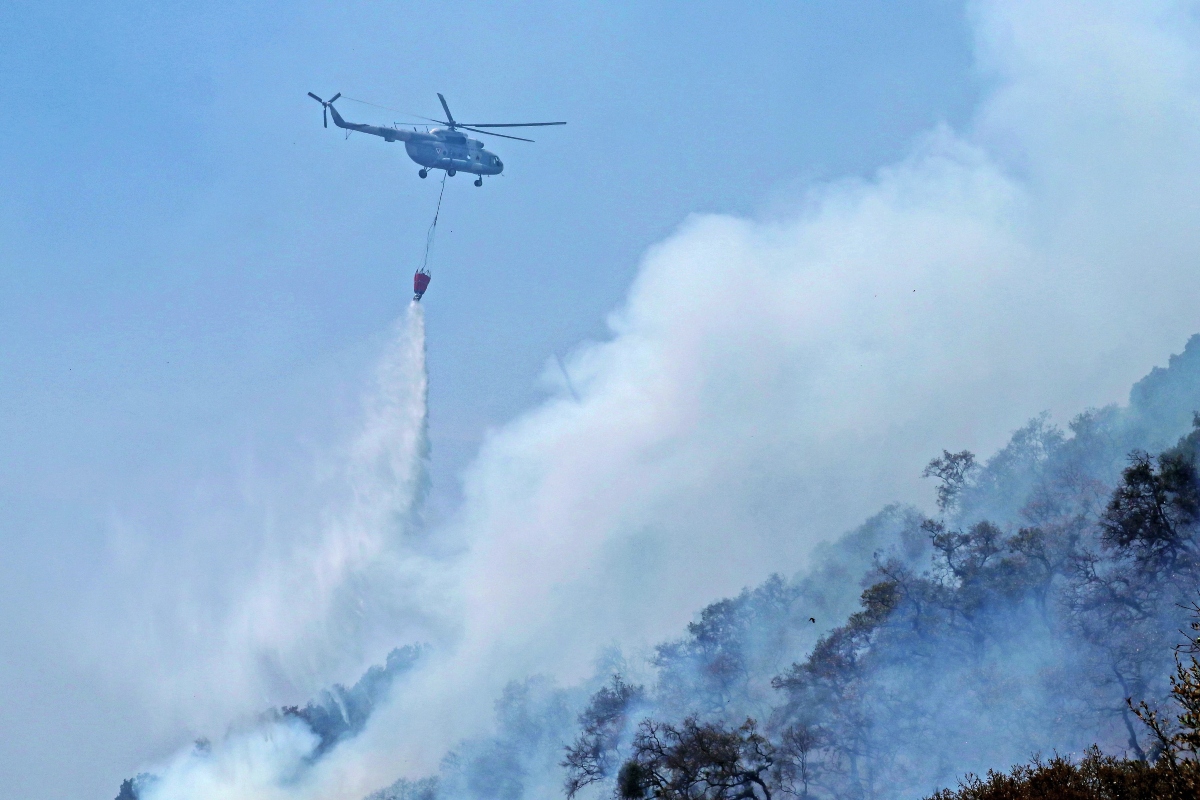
0,0,977,522
9,2,1199,799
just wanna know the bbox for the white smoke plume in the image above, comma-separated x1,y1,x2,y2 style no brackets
132,2,1200,798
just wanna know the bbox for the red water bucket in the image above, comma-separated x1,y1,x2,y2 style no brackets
413,270,431,301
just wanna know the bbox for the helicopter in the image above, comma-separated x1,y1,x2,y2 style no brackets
307,92,565,186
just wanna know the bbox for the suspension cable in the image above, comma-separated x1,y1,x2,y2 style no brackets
419,173,448,273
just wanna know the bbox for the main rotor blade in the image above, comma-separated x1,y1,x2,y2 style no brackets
328,92,341,103
456,121,566,128
323,107,328,128
343,97,445,125
437,93,456,125
308,92,324,103
457,125,534,142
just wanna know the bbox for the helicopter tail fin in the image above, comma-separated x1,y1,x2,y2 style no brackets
325,97,348,129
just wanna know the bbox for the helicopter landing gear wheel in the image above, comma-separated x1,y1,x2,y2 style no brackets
474,177,483,187
447,169,456,177
418,169,428,178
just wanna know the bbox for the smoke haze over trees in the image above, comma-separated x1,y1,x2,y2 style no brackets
452,336,1200,800
125,334,1200,799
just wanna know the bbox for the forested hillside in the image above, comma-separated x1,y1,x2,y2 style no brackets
123,335,1200,800
427,335,1200,800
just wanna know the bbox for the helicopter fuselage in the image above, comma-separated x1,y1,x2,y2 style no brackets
323,102,503,177
404,129,503,176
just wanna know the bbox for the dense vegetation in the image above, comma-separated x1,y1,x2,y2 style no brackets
558,418,1200,800
594,601,1200,800
552,334,1200,799
926,608,1200,800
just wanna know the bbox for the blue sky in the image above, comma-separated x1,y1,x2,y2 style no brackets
0,1,1004,796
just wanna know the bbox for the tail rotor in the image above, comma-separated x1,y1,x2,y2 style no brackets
307,92,342,128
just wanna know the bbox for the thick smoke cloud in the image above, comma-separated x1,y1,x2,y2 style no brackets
352,0,1200,775
129,2,1200,798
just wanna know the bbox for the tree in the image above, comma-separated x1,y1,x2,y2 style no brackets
113,774,156,800
564,675,646,797
923,451,978,513
1174,605,1200,757
921,518,1050,654
281,644,423,756
616,718,774,800
1129,599,1200,771
1101,450,1200,576
772,581,900,798
653,597,753,717
929,603,1200,799
925,747,1183,800
773,723,826,799
1065,435,1200,760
